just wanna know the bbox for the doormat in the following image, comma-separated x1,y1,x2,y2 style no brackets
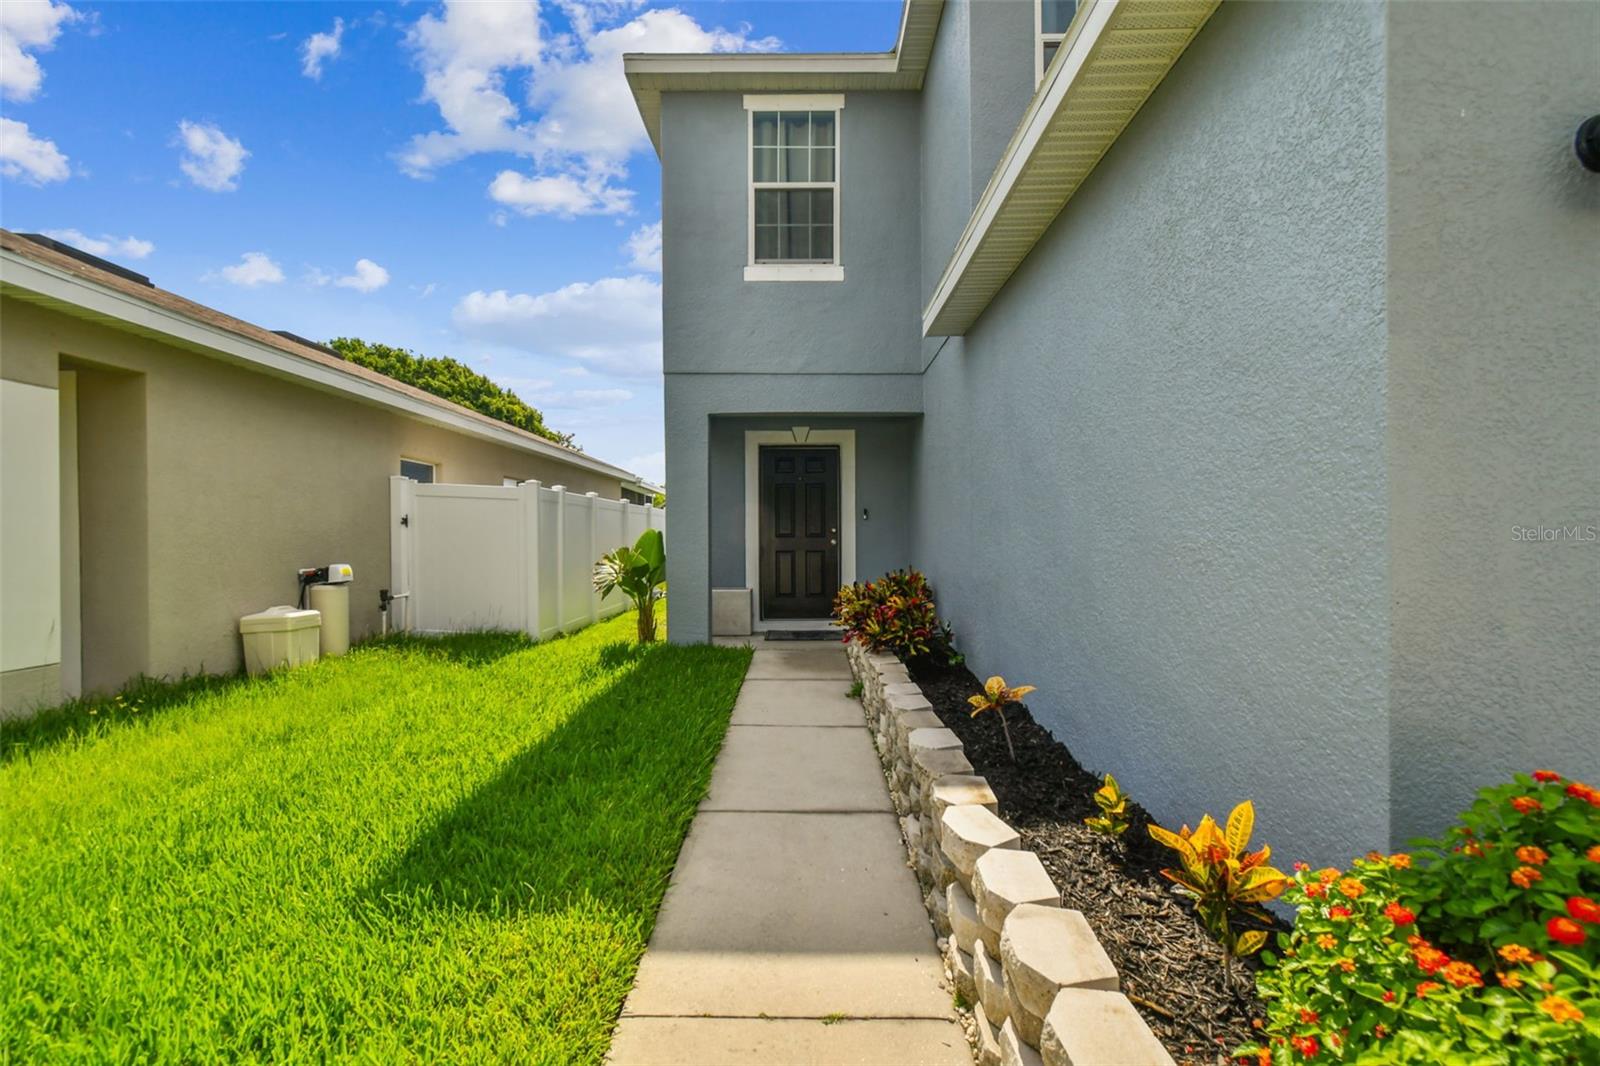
764,630,836,642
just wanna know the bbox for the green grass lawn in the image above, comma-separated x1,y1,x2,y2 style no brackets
0,607,750,1064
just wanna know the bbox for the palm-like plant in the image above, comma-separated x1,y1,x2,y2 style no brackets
966,675,1036,761
593,529,666,642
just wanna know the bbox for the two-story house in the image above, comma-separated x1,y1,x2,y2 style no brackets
625,0,1597,864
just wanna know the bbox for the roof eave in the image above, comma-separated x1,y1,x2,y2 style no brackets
923,0,1220,337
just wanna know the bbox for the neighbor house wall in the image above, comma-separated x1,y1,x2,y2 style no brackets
912,1,1393,866
1384,1,1600,839
0,295,623,706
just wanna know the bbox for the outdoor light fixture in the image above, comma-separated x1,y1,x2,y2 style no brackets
1577,115,1600,173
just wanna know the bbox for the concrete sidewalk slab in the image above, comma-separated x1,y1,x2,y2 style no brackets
608,1017,972,1065
622,811,954,1019
730,679,863,727
744,646,855,680
700,726,892,812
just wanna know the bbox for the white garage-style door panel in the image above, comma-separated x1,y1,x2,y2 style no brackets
2,379,62,672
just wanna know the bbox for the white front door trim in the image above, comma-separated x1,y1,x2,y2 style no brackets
744,428,856,631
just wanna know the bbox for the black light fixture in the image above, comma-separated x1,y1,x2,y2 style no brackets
1577,115,1600,173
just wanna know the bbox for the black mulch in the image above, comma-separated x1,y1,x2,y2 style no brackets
908,656,1283,1066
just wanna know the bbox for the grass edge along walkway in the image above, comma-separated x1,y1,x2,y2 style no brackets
1,607,750,1065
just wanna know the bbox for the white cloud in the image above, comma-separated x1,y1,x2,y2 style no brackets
625,449,665,485
453,274,661,376
396,0,543,175
488,169,629,218
217,251,284,287
300,17,344,79
399,1,777,219
335,257,390,292
0,0,78,102
0,116,68,182
624,220,661,271
176,120,249,191
40,228,154,259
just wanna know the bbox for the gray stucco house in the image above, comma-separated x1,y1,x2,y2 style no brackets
625,0,1598,865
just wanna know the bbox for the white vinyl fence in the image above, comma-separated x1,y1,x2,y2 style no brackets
388,476,663,638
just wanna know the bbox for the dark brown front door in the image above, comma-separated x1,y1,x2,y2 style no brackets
759,447,840,620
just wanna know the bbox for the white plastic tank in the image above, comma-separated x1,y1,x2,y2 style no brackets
239,606,321,676
309,583,350,657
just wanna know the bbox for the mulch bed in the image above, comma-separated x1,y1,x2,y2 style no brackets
909,656,1283,1066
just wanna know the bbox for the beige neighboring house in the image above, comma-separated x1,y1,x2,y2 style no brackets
0,229,646,716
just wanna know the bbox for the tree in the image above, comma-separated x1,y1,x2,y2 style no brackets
327,337,574,447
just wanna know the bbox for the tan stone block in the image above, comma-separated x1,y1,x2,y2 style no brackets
940,805,1022,879
974,1000,1003,1066
1040,988,1176,1066
929,774,1000,824
947,880,997,956
999,1016,1044,1066
1000,906,1119,1018
972,849,1059,933
1004,973,1044,1047
974,939,1008,1025
945,936,976,1004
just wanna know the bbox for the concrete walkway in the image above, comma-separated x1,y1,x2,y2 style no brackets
609,641,971,1066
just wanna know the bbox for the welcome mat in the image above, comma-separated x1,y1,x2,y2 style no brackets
763,630,836,642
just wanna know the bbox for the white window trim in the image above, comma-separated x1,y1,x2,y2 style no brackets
400,457,437,483
743,94,845,283
1035,0,1082,85
743,429,856,631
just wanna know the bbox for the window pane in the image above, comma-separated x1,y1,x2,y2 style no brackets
400,459,434,483
780,112,810,147
752,112,778,146
1041,41,1060,71
779,225,811,260
1041,0,1076,34
755,225,779,261
811,111,835,146
811,225,833,262
810,189,833,225
753,146,778,182
783,189,812,225
782,147,810,182
755,189,780,224
811,147,835,182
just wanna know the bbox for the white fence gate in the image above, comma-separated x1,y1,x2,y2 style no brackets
388,476,663,638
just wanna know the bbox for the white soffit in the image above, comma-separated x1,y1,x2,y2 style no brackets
924,0,1220,337
625,0,945,156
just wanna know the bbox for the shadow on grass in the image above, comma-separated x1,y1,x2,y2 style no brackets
356,639,752,925
0,630,539,767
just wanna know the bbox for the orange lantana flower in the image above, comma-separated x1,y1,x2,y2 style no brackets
1318,867,1340,884
1587,844,1600,863
1338,878,1365,899
1539,996,1584,1024
1416,981,1443,998
1442,961,1484,988
1316,933,1337,950
1498,970,1524,989
1388,853,1412,868
1511,865,1543,889
1499,943,1536,964
1516,845,1549,865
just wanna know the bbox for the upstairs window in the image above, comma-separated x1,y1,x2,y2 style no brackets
744,95,844,282
1036,0,1078,83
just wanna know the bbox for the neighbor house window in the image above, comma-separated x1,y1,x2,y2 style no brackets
1036,0,1078,83
400,458,435,483
744,94,844,282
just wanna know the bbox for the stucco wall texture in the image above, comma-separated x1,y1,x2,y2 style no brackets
0,296,623,705
1384,1,1600,841
914,1,1394,865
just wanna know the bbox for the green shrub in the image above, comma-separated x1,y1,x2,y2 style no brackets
831,569,954,662
328,336,573,446
1240,770,1600,1064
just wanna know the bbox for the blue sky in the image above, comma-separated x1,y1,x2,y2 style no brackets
0,1,904,483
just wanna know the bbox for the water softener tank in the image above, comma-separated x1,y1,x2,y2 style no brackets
309,582,350,657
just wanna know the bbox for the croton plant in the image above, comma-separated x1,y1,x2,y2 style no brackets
831,569,953,662
1240,770,1600,1064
